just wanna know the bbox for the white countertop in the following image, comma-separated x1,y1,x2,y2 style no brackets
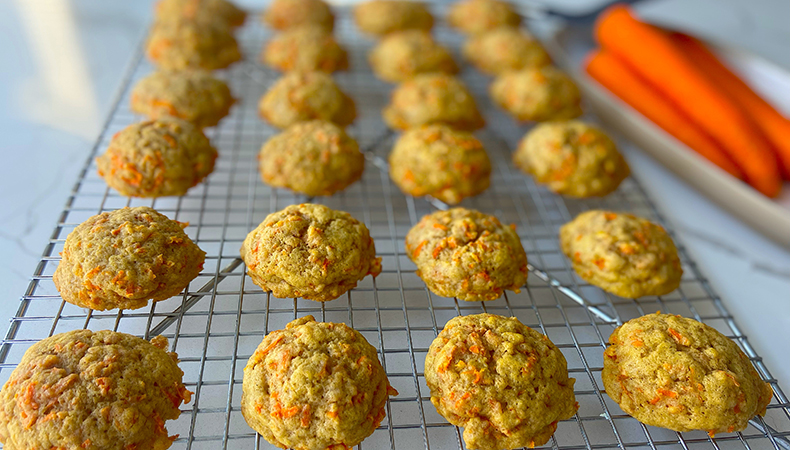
0,0,788,393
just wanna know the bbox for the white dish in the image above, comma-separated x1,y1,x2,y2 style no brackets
545,24,790,248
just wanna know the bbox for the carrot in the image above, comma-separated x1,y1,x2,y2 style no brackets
669,33,790,179
595,5,781,197
584,49,743,178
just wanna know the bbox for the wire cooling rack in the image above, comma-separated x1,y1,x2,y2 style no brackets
2,5,789,450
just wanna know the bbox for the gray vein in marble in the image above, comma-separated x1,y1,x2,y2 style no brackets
678,225,790,279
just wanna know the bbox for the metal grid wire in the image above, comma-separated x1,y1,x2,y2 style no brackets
2,6,789,450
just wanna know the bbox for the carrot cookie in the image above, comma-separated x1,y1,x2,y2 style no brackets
146,19,241,70
242,316,397,450
447,0,520,35
425,314,578,450
154,0,247,28
0,329,191,450
463,27,551,75
258,121,364,196
262,0,334,32
389,124,491,204
261,26,349,73
383,74,484,131
514,121,630,197
603,313,772,434
241,204,381,301
259,72,356,129
369,30,458,83
130,70,234,129
490,66,582,122
354,0,434,37
405,208,527,301
559,210,682,298
53,206,205,311
96,118,217,197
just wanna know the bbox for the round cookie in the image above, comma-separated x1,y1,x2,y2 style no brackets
240,204,381,301
154,0,247,28
146,19,241,70
0,329,191,450
490,66,583,122
258,72,356,129
354,0,434,37
463,27,551,75
261,26,349,73
130,70,234,129
405,208,527,301
53,206,205,311
383,73,484,131
603,313,772,434
425,314,578,450
559,210,682,298
258,121,364,196
389,124,491,204
369,30,458,83
242,315,398,450
96,118,217,197
514,121,630,197
447,0,521,35
262,0,334,32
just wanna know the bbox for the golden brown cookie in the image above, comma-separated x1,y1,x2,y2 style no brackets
258,72,356,129
0,330,191,450
425,313,578,450
447,0,521,35
53,206,205,311
146,19,241,70
241,204,381,301
463,27,551,75
513,121,630,197
262,0,334,31
354,0,434,36
261,26,349,73
96,118,217,197
369,30,458,82
258,121,364,196
490,66,583,122
603,313,773,434
154,0,247,28
389,124,491,204
405,208,527,301
242,315,397,450
559,210,682,298
383,73,485,131
130,70,234,129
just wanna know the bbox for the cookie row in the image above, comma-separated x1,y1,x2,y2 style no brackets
0,311,771,450
49,201,679,316
107,0,249,197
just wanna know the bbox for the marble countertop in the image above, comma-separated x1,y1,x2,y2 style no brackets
0,0,788,392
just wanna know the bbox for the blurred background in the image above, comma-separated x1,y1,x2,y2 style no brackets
0,0,788,386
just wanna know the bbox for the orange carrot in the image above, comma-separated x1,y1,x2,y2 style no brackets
669,33,790,179
595,5,781,197
584,49,743,178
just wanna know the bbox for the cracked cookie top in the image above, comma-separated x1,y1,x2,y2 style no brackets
96,118,217,198
53,206,205,310
241,204,381,301
603,313,772,434
242,315,397,450
425,313,577,450
405,208,527,301
559,210,681,298
0,330,191,450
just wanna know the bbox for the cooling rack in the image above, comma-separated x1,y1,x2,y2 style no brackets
2,5,789,450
